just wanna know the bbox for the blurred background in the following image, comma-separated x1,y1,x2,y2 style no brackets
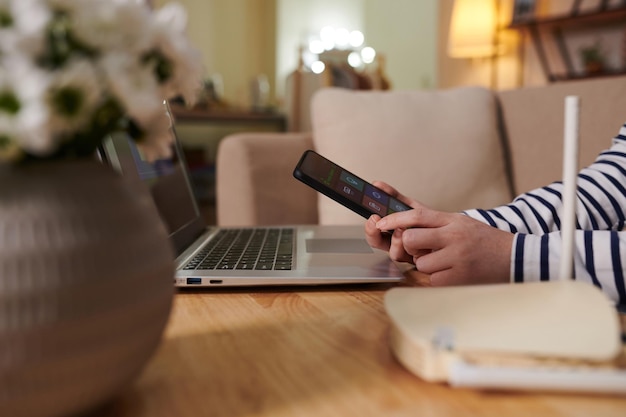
151,0,626,223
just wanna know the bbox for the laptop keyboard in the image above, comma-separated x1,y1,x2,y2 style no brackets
183,228,294,271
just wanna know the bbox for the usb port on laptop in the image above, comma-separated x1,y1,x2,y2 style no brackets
186,277,202,285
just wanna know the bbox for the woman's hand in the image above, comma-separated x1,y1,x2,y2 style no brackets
364,181,423,262
364,181,514,286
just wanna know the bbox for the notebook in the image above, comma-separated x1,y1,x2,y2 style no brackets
98,102,404,287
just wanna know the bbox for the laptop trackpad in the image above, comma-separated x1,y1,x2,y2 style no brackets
306,238,373,254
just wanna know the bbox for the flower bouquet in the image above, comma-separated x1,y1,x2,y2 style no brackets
0,0,203,163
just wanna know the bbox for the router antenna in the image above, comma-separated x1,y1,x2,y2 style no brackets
559,96,580,281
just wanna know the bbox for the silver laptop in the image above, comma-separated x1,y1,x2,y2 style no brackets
99,103,404,287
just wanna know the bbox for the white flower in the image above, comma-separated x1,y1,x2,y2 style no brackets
45,58,103,138
71,0,153,54
0,57,56,157
99,51,163,127
149,2,203,105
0,0,50,57
154,2,187,33
13,99,54,156
0,0,203,164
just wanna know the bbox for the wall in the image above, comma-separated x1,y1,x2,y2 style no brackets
155,0,624,102
275,0,365,99
364,0,438,90
155,0,438,107
154,0,277,108
276,0,437,96
437,0,522,91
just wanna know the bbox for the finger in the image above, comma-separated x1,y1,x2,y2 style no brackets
388,228,413,263
364,214,390,250
401,228,447,254
413,248,453,275
376,206,453,232
371,181,400,197
428,269,462,287
411,249,432,264
366,214,382,229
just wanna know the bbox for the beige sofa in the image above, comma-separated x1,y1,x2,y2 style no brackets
216,76,626,227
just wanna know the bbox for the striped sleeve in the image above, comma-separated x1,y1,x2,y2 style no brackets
464,122,626,305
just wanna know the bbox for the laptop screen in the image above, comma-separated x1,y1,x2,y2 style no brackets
99,104,208,256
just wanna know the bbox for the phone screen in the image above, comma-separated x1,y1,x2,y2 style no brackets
293,150,411,219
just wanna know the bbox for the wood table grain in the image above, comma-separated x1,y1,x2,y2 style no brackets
93,279,626,417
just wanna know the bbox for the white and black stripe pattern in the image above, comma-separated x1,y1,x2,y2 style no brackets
464,122,626,305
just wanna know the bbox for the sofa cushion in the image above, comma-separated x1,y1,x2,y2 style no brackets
498,75,626,195
310,87,513,225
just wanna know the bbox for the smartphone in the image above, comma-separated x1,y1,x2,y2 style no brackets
293,149,411,219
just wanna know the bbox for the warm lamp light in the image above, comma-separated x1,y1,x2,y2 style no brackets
448,0,498,58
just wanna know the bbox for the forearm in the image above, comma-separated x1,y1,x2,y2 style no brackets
462,124,626,305
512,230,626,306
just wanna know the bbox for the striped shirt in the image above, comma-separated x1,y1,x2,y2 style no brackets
464,122,626,306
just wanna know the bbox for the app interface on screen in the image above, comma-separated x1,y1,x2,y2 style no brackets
301,153,410,215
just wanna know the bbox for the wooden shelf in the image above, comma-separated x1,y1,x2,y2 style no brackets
509,5,626,29
508,5,626,83
550,67,626,82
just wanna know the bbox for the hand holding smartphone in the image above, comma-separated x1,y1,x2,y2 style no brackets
293,150,411,219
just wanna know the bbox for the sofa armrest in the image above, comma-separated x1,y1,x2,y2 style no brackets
216,132,318,226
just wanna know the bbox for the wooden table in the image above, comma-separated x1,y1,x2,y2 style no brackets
96,278,626,417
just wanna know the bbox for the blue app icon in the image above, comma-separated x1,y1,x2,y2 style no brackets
364,184,389,205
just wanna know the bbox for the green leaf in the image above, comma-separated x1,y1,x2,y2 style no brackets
38,10,98,70
0,9,12,28
142,49,174,83
0,91,20,114
51,87,83,117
